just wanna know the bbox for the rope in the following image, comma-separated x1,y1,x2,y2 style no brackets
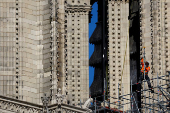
120,20,129,91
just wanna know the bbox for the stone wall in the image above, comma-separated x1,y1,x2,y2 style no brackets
0,0,57,104
0,0,91,106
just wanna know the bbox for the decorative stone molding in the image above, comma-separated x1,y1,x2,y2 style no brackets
108,0,129,3
0,96,42,113
0,95,92,113
66,5,91,13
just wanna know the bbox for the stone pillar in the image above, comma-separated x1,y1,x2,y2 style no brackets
107,0,130,111
65,0,91,105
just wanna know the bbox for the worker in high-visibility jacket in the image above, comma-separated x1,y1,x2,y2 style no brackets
139,57,154,93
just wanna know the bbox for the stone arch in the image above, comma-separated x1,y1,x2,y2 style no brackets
9,103,15,111
28,108,33,113
3,102,8,110
20,106,26,113
15,105,21,113
6,103,12,111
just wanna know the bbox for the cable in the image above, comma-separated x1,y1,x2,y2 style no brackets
120,12,129,93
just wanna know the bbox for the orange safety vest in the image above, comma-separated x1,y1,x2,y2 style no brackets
141,58,150,74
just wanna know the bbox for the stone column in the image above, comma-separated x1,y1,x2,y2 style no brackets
107,0,130,111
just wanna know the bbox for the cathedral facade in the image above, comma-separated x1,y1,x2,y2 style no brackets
0,0,90,106
0,0,170,112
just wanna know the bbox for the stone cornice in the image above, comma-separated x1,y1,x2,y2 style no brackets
108,0,129,3
66,4,91,13
0,95,42,110
0,95,92,113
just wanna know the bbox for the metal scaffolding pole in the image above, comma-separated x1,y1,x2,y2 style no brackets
149,90,151,113
118,83,120,111
131,80,133,113
159,86,170,98
95,97,96,113
157,72,160,112
104,78,106,113
122,83,124,113
143,47,146,113
132,93,140,113
129,74,168,86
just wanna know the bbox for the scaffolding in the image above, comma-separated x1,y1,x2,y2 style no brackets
88,45,170,113
91,72,170,113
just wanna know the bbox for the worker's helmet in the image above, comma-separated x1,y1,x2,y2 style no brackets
145,62,149,66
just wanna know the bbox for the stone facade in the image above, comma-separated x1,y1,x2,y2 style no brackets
107,0,130,111
0,0,52,104
0,0,90,106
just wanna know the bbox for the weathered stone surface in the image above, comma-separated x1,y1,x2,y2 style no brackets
107,0,130,110
0,0,90,106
